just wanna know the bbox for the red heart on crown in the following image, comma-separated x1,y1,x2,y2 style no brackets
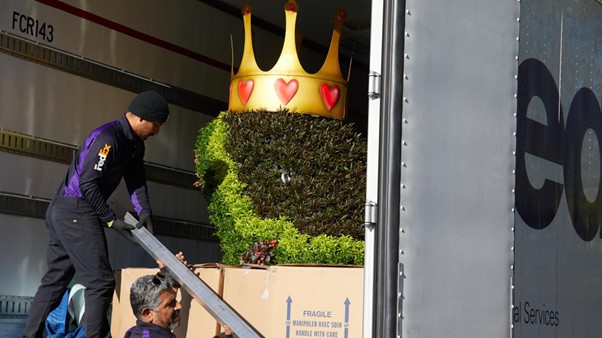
320,83,340,110
238,79,254,106
274,78,299,105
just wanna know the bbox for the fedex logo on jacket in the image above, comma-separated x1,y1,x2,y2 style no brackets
94,144,111,171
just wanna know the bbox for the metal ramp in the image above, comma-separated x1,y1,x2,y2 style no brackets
124,212,263,338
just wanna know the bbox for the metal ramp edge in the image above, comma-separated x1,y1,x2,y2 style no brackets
124,212,263,338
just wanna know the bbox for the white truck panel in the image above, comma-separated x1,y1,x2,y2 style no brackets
368,0,519,336
514,0,602,336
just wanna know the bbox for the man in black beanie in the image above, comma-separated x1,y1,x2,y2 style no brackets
23,91,170,338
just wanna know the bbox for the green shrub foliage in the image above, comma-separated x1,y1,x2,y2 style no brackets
194,110,366,265
221,110,366,238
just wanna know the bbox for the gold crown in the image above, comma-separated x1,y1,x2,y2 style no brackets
228,0,348,120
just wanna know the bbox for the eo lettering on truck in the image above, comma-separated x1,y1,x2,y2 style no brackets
94,144,111,172
516,58,602,242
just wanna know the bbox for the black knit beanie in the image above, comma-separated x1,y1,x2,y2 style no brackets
128,91,170,123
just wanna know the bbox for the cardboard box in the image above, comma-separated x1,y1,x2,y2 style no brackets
173,264,224,338
111,264,224,338
222,265,364,338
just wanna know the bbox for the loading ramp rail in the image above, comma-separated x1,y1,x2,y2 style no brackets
124,212,263,338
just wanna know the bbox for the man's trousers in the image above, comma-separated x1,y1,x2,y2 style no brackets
23,196,115,338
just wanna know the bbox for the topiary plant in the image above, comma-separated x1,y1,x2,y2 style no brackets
194,109,366,265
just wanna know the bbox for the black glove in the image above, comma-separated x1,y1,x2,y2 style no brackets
137,213,154,234
108,219,138,245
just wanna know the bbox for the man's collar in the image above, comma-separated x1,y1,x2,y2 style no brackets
133,319,176,336
119,114,139,141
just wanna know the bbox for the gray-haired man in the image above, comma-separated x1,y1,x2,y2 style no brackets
125,270,182,338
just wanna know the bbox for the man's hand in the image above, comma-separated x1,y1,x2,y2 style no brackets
107,219,137,245
157,251,189,269
137,213,154,234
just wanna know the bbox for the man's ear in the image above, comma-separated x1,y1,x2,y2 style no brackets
142,308,153,321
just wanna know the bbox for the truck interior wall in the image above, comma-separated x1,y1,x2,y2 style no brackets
105,230,222,273
0,59,219,295
0,0,235,299
0,151,67,198
0,213,220,298
4,0,369,124
0,0,371,326
0,53,211,221
8,0,234,103
0,215,49,297
0,54,215,172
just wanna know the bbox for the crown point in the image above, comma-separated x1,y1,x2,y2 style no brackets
285,0,298,13
337,8,346,22
242,3,251,15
